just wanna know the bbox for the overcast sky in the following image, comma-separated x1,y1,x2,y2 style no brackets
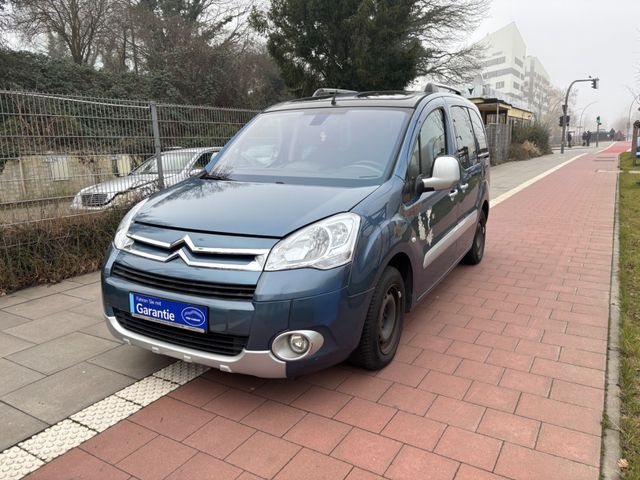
4,0,639,130
472,0,640,130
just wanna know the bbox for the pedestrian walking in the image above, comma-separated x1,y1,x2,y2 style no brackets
567,132,572,148
586,130,591,147
582,131,587,146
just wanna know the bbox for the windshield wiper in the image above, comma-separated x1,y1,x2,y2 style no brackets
203,173,234,181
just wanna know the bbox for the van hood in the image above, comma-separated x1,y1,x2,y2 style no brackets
134,178,378,238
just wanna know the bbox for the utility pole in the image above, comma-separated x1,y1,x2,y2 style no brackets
561,77,599,154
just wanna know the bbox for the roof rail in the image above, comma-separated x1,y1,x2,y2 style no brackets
423,83,461,95
312,88,358,97
356,90,409,98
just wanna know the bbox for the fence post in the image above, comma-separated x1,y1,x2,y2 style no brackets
149,102,165,190
18,157,27,199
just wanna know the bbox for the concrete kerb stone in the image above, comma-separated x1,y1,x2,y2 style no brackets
601,152,623,479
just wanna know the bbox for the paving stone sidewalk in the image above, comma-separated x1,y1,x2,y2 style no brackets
12,145,619,480
0,147,593,453
0,275,174,451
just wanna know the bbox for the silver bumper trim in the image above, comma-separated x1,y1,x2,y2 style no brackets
106,315,287,378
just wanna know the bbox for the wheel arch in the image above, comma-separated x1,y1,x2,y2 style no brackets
386,251,414,312
482,199,489,221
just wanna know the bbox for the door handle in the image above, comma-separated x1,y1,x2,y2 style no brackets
460,183,469,193
448,189,459,201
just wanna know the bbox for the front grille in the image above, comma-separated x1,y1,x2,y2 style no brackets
81,193,109,207
111,263,255,300
113,308,248,356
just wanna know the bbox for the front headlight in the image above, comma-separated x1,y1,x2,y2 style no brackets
113,198,149,250
265,213,361,271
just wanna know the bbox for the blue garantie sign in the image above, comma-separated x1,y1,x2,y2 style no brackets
129,292,208,333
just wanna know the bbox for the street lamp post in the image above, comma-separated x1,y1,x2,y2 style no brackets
577,101,598,144
561,77,599,154
627,93,640,141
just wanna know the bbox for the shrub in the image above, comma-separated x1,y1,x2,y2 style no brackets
509,143,530,161
512,122,552,155
522,140,541,157
0,208,127,294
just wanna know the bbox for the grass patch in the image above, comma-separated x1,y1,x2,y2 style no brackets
619,151,640,479
0,208,127,294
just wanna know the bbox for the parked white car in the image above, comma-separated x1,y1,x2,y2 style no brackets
71,147,220,210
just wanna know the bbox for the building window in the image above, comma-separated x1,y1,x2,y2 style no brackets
514,57,523,67
496,81,504,89
513,82,520,90
483,56,506,68
483,67,526,80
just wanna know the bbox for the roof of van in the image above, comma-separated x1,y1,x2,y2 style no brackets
264,90,468,112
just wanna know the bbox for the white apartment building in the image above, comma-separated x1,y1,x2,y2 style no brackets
524,56,552,117
470,22,553,117
478,22,527,104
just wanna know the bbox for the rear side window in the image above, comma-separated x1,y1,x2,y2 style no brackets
468,109,488,155
451,106,478,169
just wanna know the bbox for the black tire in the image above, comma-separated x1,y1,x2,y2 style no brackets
462,209,487,265
350,266,405,370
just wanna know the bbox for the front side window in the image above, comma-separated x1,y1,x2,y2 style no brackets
208,108,411,187
404,109,447,202
194,152,214,169
419,109,447,176
451,106,478,169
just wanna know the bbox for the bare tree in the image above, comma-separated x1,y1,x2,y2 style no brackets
0,0,10,45
98,0,134,73
412,0,489,83
123,0,253,103
11,0,116,65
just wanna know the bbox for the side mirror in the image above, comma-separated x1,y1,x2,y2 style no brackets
189,168,203,177
419,156,460,193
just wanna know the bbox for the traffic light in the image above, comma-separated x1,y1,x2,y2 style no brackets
591,78,599,89
559,115,570,127
596,116,601,125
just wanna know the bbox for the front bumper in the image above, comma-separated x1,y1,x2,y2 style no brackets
106,314,287,377
102,247,372,378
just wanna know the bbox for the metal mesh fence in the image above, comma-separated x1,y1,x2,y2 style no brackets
486,123,512,165
0,90,258,226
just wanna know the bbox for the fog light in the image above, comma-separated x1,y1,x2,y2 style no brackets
289,334,310,354
272,330,324,361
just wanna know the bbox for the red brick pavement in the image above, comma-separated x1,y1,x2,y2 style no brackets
26,148,618,480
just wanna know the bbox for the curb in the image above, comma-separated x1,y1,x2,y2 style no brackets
601,154,622,479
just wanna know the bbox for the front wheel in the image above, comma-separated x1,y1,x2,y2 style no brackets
462,209,486,265
350,266,405,370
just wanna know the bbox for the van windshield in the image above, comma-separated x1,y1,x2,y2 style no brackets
208,108,410,187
